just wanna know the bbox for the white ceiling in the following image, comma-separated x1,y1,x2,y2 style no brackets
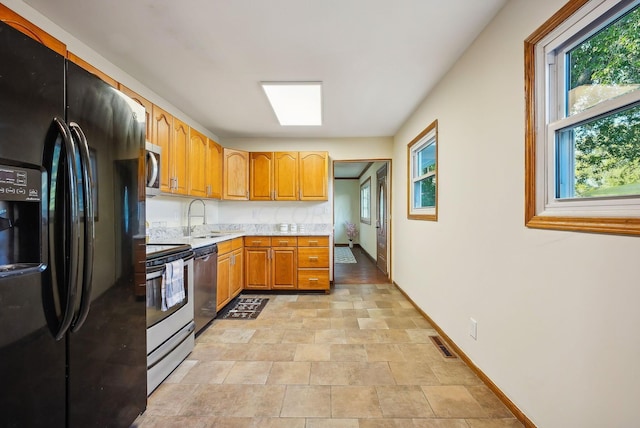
23,0,506,139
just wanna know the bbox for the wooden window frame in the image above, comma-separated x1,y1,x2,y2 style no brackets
407,119,438,221
525,0,640,236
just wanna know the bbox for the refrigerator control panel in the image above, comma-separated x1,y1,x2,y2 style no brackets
0,164,41,202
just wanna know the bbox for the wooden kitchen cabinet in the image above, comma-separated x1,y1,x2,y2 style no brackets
244,236,298,290
206,139,223,199
188,128,208,197
153,107,188,195
271,237,297,290
223,148,249,200
249,152,273,201
171,118,189,195
299,151,328,200
216,238,244,311
0,4,66,56
244,236,271,290
297,236,330,291
119,85,153,143
152,105,173,193
248,151,304,201
274,152,299,200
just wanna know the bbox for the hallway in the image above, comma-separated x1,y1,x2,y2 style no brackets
333,245,390,285
135,282,523,427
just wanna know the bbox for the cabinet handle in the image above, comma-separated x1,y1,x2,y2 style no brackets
231,253,235,265
278,240,288,245
309,278,318,282
252,240,262,245
308,256,318,261
308,240,318,245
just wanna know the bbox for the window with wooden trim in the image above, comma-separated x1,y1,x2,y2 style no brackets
360,177,371,224
525,0,640,235
408,120,438,220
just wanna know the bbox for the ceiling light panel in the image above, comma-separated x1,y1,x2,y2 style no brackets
261,82,322,126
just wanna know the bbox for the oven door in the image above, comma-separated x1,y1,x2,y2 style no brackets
146,260,189,328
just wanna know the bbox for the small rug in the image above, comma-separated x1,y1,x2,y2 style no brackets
219,297,269,319
334,247,357,264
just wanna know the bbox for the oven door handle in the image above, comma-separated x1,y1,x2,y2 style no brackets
146,269,164,280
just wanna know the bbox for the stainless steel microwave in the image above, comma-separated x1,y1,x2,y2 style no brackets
145,142,161,197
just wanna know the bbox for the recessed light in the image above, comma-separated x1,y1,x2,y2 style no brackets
261,82,322,126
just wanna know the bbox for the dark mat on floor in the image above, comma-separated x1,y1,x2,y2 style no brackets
218,297,269,319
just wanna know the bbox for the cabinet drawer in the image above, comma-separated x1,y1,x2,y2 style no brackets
231,237,244,250
297,236,329,247
217,239,232,254
272,237,297,247
244,236,271,247
298,247,329,268
298,269,329,290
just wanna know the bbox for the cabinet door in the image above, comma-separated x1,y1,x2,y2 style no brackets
172,119,189,195
230,248,243,297
299,151,328,200
244,247,270,289
207,139,223,199
152,105,173,193
272,247,297,289
216,252,231,311
189,128,208,197
274,152,299,200
223,148,249,200
249,152,273,201
119,85,153,143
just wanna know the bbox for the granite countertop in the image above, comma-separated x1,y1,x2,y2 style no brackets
150,230,331,249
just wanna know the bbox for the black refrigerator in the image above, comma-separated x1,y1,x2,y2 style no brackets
0,22,147,427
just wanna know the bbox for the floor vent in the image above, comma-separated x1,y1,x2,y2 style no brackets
429,335,457,359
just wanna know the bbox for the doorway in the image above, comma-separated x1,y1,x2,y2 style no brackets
333,159,391,284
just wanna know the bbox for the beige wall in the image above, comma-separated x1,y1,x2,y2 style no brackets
392,0,640,427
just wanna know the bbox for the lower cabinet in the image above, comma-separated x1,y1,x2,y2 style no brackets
297,236,330,291
243,235,329,291
216,237,243,311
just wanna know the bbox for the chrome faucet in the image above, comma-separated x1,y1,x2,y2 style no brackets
187,199,206,236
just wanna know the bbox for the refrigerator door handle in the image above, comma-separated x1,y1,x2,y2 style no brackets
69,123,95,333
50,117,81,341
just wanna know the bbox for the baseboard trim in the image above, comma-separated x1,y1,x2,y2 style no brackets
392,280,536,428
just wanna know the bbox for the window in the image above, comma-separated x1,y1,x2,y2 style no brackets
360,178,371,224
525,0,640,235
408,120,438,220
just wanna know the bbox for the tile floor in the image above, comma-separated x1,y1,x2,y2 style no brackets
133,284,523,428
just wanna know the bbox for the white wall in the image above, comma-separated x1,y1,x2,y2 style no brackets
392,1,640,427
334,180,359,244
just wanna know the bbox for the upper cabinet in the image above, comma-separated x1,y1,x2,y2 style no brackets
153,106,190,195
299,151,328,200
274,152,299,201
223,148,249,200
188,128,208,197
206,139,223,199
119,85,153,142
0,4,66,56
249,152,273,201
248,151,326,201
171,118,189,195
152,105,173,193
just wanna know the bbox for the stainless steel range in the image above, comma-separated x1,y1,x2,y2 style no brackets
145,243,194,395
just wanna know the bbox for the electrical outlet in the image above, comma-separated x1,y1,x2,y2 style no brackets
469,318,478,340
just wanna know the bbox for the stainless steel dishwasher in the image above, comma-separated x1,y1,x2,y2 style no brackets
192,243,218,335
